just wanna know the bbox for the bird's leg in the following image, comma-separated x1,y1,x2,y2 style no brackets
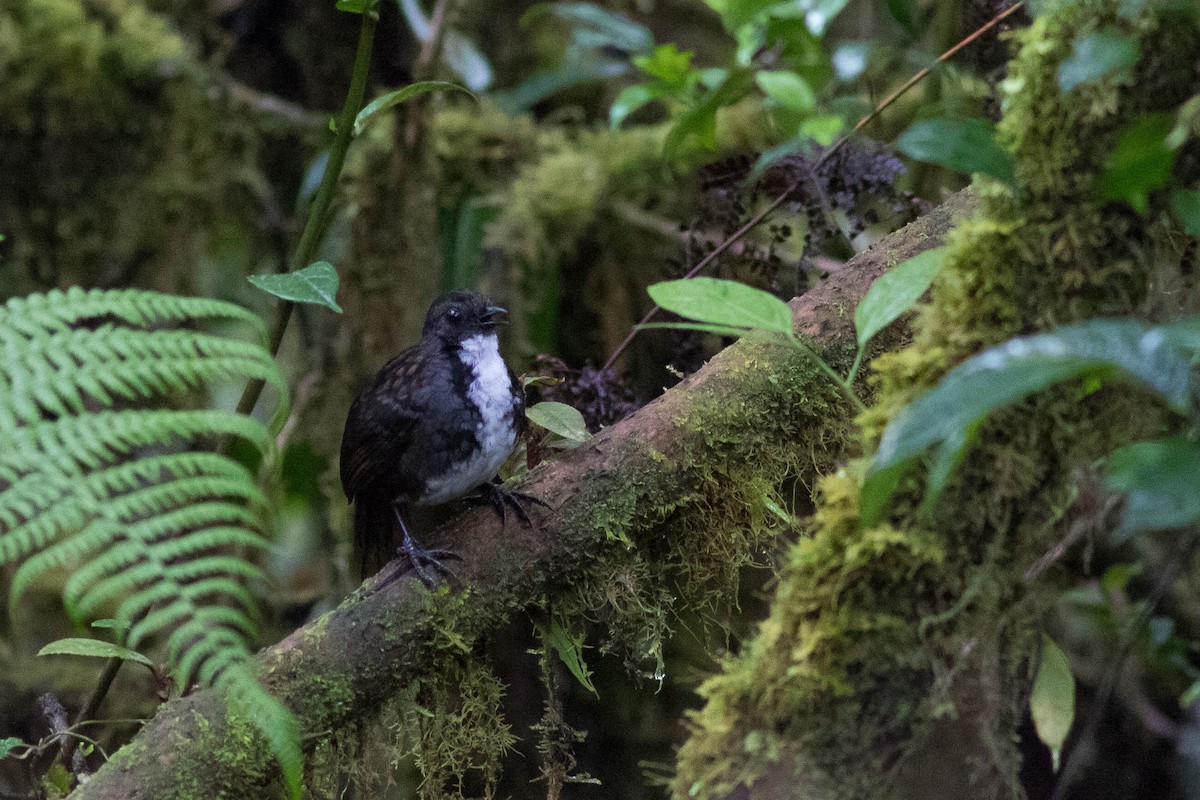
472,476,549,527
388,504,459,589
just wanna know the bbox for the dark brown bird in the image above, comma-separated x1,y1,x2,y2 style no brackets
339,291,528,585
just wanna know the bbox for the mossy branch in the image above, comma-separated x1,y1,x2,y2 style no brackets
67,193,972,800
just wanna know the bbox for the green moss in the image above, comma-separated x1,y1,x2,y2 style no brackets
674,2,1200,797
0,0,262,295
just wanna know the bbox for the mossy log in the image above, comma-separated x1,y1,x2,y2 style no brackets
673,4,1200,800
68,192,974,799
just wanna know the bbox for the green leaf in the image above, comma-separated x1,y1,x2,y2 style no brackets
610,83,668,129
854,247,946,348
39,637,155,669
799,0,852,35
664,67,755,158
247,261,343,313
527,402,590,446
887,0,921,37
1170,189,1200,238
862,319,1194,526
493,59,629,114
895,118,1015,183
540,619,597,695
1057,29,1139,92
632,43,694,87
1099,113,1176,214
335,0,369,12
755,70,816,112
523,3,653,54
353,81,476,136
649,278,793,336
1181,679,1200,708
1031,636,1075,772
91,618,130,632
397,0,494,91
1106,436,1200,542
0,737,23,759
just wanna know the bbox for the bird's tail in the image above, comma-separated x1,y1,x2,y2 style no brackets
352,490,397,580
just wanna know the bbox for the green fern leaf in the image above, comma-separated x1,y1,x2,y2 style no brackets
0,288,300,796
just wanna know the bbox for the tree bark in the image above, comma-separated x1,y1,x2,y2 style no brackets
70,191,975,800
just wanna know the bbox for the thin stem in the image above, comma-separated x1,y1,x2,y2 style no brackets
235,3,380,419
601,1,1026,374
846,346,866,387
75,0,383,739
789,337,867,414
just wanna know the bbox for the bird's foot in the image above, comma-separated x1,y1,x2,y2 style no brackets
472,477,549,527
375,536,461,590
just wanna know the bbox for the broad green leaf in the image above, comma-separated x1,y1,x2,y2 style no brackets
540,618,597,695
854,247,946,348
39,637,155,668
799,0,852,35
610,83,667,129
1057,29,1139,92
895,118,1015,183
1099,114,1176,214
887,0,921,37
799,114,844,146
704,0,777,32
1031,636,1075,771
632,43,694,87
398,0,494,91
354,81,475,136
664,67,755,158
1170,189,1200,238
247,261,343,313
862,319,1194,526
0,737,22,758
648,278,794,336
527,401,590,446
1182,679,1200,708
522,3,653,54
336,0,369,12
755,71,816,112
1106,436,1200,542
493,60,629,114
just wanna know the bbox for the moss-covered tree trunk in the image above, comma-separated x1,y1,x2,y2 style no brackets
66,186,972,800
673,3,1200,798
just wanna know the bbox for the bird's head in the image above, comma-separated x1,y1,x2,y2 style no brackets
423,290,506,347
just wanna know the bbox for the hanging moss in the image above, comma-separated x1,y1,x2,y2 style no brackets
0,0,263,295
674,3,1200,798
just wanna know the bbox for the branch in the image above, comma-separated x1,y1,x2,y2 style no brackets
70,191,975,800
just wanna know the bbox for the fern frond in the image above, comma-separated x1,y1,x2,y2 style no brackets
0,410,273,480
0,288,300,793
0,287,266,341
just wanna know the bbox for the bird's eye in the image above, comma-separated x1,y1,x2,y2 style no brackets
447,307,461,321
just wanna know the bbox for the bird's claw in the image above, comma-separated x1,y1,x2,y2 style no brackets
473,478,549,527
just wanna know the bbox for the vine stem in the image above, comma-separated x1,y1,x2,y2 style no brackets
237,2,381,417
74,0,382,742
601,0,1026,376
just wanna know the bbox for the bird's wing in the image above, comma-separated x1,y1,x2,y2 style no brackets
339,349,426,501
508,366,527,440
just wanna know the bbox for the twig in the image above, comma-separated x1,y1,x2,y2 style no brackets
601,1,1026,373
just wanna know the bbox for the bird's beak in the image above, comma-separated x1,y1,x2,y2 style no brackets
481,305,508,326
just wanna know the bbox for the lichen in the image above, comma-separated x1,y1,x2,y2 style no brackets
674,2,1200,798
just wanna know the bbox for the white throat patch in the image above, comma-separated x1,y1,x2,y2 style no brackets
418,333,518,506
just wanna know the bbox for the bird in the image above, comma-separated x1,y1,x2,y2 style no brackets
339,290,535,586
